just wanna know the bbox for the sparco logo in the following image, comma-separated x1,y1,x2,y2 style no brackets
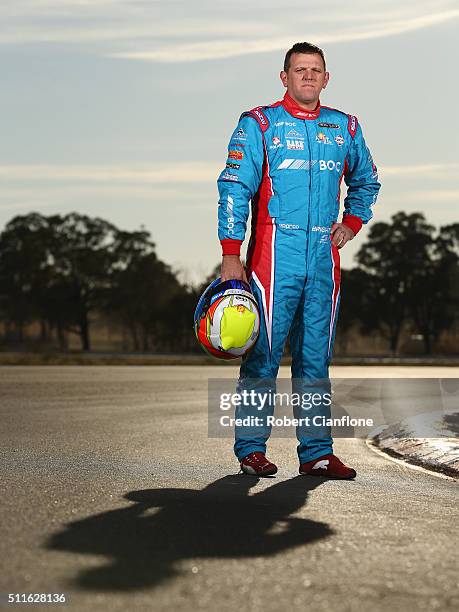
254,109,267,125
278,223,300,229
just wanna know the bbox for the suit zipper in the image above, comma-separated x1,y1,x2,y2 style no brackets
304,119,312,274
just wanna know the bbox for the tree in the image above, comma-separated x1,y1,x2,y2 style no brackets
354,213,458,354
0,213,53,343
0,212,119,351
355,212,436,354
45,213,119,351
337,268,373,354
405,223,459,353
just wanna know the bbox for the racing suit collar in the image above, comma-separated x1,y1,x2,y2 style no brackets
282,92,320,120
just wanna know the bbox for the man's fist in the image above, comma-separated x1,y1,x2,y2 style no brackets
221,255,248,283
330,223,355,249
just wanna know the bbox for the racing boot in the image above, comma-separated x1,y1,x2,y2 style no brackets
299,454,356,479
240,451,278,476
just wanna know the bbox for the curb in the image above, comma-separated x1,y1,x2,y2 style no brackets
369,411,459,478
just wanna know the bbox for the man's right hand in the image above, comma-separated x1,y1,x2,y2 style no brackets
221,255,248,283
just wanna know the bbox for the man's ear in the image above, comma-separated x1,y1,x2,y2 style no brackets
323,71,330,89
280,70,288,88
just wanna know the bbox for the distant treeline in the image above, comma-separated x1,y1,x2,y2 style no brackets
0,212,457,355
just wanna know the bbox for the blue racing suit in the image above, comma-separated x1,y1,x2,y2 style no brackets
217,92,381,463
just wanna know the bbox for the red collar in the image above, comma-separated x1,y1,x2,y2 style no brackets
281,92,320,120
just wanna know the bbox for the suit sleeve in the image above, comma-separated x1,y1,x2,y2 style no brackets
217,115,264,256
342,122,381,235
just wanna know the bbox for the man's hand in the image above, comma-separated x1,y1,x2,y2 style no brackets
330,223,355,249
221,255,248,283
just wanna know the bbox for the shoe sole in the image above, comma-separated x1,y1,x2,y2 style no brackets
241,465,278,476
299,470,356,479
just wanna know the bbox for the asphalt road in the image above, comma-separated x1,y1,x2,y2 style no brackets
0,366,458,612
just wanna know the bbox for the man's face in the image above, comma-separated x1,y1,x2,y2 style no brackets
280,52,329,107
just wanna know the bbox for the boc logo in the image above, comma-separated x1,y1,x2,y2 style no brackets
319,160,342,172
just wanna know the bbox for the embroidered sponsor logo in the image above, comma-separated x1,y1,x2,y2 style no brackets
312,226,330,232
227,195,234,234
334,135,345,146
226,162,240,169
233,143,245,148
286,139,304,150
228,150,243,160
349,116,357,132
286,129,304,140
278,223,300,229
318,122,340,129
274,121,296,127
235,128,246,140
297,111,317,118
316,132,332,145
222,171,239,182
254,109,267,125
319,160,342,172
277,159,317,170
270,136,283,149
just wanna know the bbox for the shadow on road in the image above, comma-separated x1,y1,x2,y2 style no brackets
46,474,332,591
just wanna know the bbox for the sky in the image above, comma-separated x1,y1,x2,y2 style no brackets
1,0,458,284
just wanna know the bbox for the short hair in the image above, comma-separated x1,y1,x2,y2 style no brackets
283,42,326,72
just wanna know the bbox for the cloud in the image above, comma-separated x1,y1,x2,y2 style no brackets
0,162,221,184
111,9,459,63
384,189,459,203
2,161,458,185
379,163,459,178
1,1,457,65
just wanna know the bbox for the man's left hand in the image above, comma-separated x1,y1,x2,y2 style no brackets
330,223,355,249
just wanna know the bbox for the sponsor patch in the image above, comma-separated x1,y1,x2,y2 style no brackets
235,128,246,140
297,110,317,119
253,109,268,126
312,226,330,232
319,159,342,172
226,162,240,169
274,121,296,127
278,223,300,229
316,132,333,145
318,122,340,129
334,135,345,146
270,136,283,149
277,159,317,170
286,139,304,150
286,129,304,140
348,115,358,137
222,171,239,182
228,150,244,160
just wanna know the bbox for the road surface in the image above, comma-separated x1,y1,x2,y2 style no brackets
0,366,458,611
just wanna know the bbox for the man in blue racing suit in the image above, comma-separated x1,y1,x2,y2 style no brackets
217,42,381,479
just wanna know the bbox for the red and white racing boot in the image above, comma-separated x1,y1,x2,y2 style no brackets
299,454,356,479
240,451,278,476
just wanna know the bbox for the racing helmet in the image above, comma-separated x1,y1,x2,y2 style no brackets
194,278,260,360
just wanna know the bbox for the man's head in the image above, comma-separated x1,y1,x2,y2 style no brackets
280,42,329,109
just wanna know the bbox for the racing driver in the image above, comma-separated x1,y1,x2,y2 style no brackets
217,42,381,479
